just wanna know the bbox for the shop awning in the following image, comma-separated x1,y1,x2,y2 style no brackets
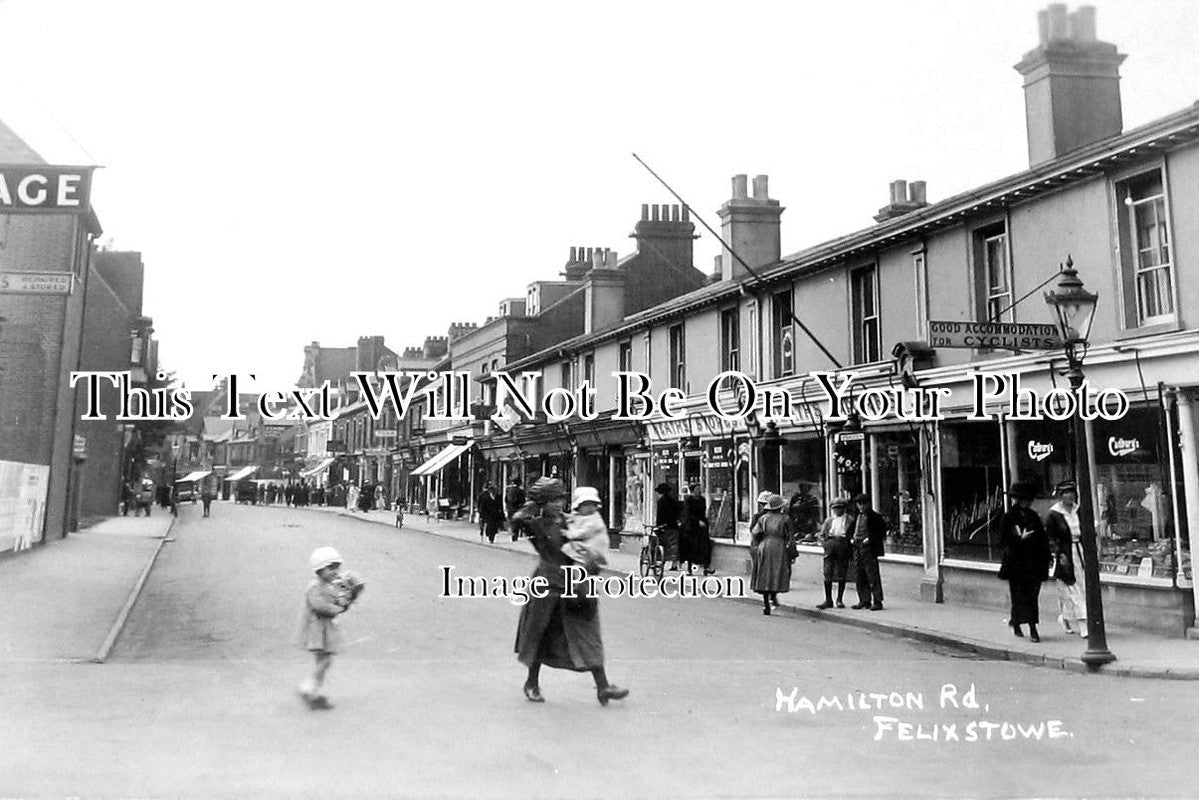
411,440,473,477
176,470,211,483
226,465,258,481
300,457,336,478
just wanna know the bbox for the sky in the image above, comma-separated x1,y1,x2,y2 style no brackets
0,0,1196,392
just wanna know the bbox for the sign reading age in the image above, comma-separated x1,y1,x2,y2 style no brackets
0,165,94,213
928,320,1062,351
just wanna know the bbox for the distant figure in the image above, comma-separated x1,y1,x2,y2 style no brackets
505,478,527,541
679,483,713,575
477,483,504,544
654,483,681,571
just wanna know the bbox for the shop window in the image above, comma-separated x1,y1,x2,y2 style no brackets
668,324,686,391
1116,168,1175,327
973,223,1012,323
850,264,880,364
780,438,826,542
703,439,738,540
624,454,650,534
1091,406,1176,578
941,420,1005,562
771,289,795,378
872,431,923,556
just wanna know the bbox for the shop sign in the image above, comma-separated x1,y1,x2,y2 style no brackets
646,414,738,442
836,431,865,444
928,320,1062,351
0,165,94,213
652,444,679,470
451,435,470,446
0,272,74,295
72,434,87,456
375,429,397,439
703,441,735,469
1027,440,1055,462
1092,409,1158,464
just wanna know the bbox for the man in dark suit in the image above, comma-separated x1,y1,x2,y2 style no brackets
850,493,888,611
504,478,527,541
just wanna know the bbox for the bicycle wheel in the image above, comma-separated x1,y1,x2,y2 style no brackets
639,546,653,578
653,545,665,580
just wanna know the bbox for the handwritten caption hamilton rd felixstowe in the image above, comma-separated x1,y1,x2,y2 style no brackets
775,683,1074,743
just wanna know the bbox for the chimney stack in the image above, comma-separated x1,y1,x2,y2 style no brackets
874,179,930,222
1015,4,1126,167
717,174,783,280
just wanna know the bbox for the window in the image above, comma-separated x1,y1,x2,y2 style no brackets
850,264,880,364
747,303,758,379
583,353,595,386
912,249,928,337
560,361,572,390
1116,169,1175,326
618,340,632,373
771,289,794,378
972,222,1012,324
720,306,740,374
668,324,686,390
644,332,652,378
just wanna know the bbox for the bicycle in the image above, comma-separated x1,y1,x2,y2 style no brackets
639,524,666,582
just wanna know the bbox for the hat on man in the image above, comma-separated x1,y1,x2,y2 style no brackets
852,493,871,505
1054,480,1078,496
1006,481,1039,501
765,493,786,511
529,477,566,504
830,497,848,509
572,486,602,509
655,482,673,494
756,490,771,505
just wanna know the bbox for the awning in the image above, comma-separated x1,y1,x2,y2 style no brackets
300,457,336,478
411,440,473,477
176,470,211,483
226,465,258,481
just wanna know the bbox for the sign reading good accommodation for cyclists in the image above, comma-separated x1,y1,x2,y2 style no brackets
927,320,1062,351
0,165,94,213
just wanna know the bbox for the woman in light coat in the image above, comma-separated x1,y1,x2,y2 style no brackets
1044,481,1087,637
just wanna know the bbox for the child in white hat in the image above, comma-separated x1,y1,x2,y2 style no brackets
562,486,609,571
297,546,365,710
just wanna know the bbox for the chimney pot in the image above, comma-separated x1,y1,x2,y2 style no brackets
652,205,660,221
569,246,577,261
752,175,769,200
1069,6,1096,41
682,206,690,222
1046,3,1068,40
641,203,649,221
910,180,927,204
889,179,908,206
731,174,748,200
1037,9,1050,43
671,204,680,222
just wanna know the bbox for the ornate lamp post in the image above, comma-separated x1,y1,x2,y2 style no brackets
1044,256,1115,668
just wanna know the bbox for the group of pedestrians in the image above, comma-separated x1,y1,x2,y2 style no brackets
652,482,714,575
998,480,1088,643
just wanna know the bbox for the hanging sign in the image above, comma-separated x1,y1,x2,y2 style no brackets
928,320,1062,350
703,441,734,469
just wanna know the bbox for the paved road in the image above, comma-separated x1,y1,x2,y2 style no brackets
3,502,1196,798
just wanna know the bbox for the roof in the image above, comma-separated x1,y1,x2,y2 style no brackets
502,101,1199,373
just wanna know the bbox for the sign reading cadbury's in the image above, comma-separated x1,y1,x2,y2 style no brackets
0,165,94,213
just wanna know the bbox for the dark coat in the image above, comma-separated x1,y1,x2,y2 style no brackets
998,505,1050,583
513,508,604,671
656,493,681,529
478,490,504,524
679,494,711,565
504,485,526,515
851,508,888,558
1044,507,1079,585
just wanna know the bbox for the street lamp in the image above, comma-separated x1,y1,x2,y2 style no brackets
1044,256,1114,669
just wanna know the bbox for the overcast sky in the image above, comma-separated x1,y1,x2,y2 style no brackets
1,0,1196,392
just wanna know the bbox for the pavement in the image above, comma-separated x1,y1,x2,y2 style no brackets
0,512,173,663
300,502,1199,680
1,500,1196,679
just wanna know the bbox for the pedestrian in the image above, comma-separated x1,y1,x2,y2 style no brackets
654,483,681,571
374,484,384,511
562,486,609,570
347,483,359,513
1044,481,1087,637
121,481,133,516
680,482,714,576
749,490,772,531
478,483,503,543
816,497,853,609
504,478,526,542
750,493,796,615
201,482,214,518
358,483,372,513
849,493,888,611
513,477,628,706
998,481,1051,642
297,547,365,711
138,480,154,517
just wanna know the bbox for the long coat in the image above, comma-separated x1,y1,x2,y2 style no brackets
998,505,1050,626
514,509,605,671
751,510,794,593
679,494,711,565
1044,506,1079,585
297,579,346,653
